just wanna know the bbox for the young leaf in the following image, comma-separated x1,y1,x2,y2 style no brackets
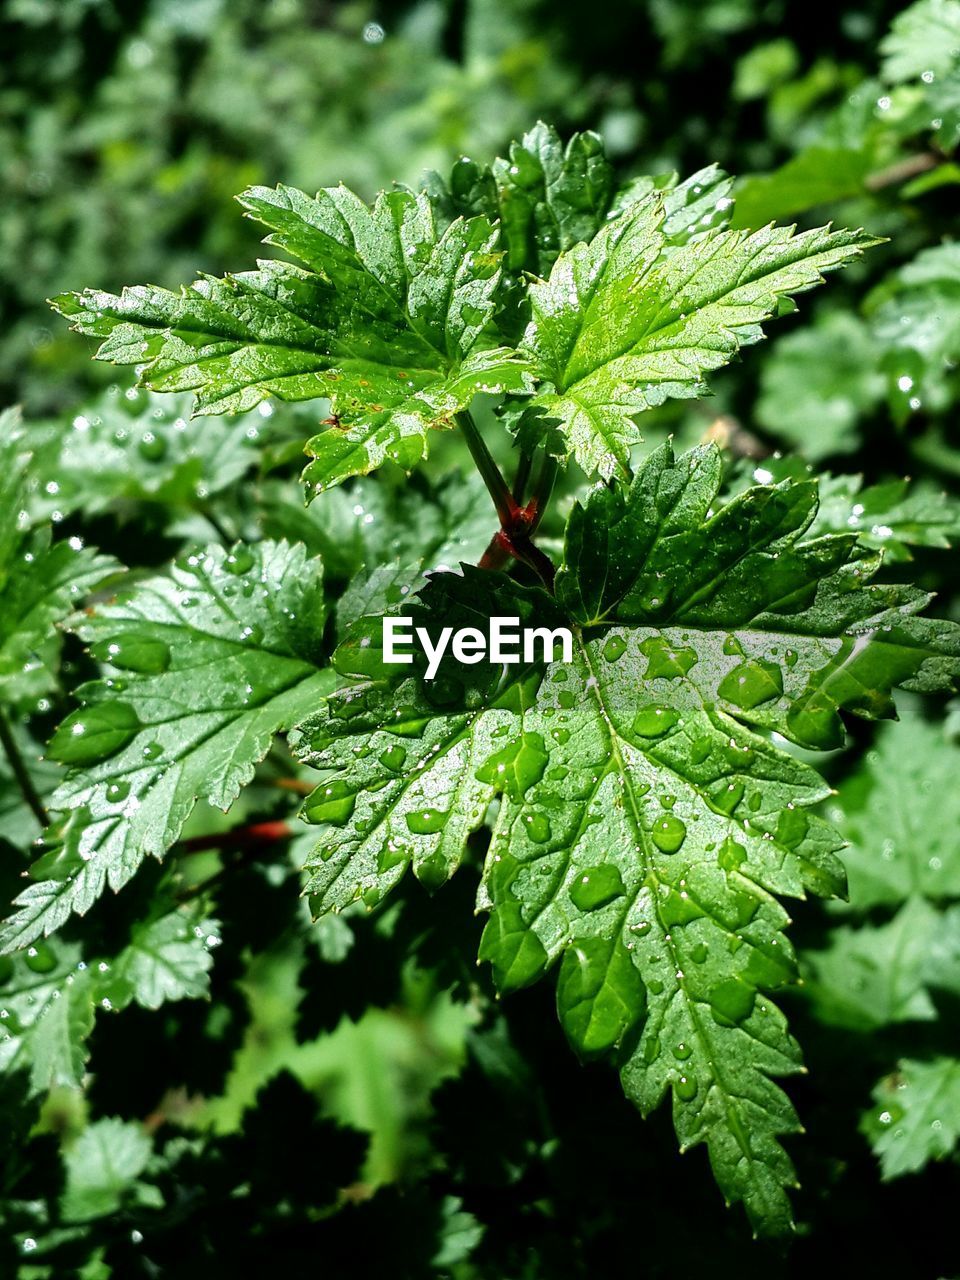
50,189,531,494
0,542,332,952
294,443,960,1233
490,122,615,278
523,201,878,476
424,121,616,338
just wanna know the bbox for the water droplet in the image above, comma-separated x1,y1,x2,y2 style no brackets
92,635,171,675
676,1074,698,1101
137,431,167,461
523,812,552,843
690,737,712,765
651,815,687,854
406,807,447,835
304,780,357,826
708,779,745,816
718,659,783,710
602,634,628,663
224,546,255,575
25,942,57,974
49,703,142,766
632,705,680,738
718,836,746,871
569,864,625,911
709,978,755,1026
141,741,163,761
640,636,697,679
378,745,407,772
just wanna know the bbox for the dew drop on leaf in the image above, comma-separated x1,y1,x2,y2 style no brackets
569,864,625,911
304,780,358,826
378,745,407,772
676,1074,698,1102
48,702,142,766
224,546,255,575
718,659,783,710
632,705,680,738
24,942,57,975
406,807,447,835
523,811,552,843
602,634,627,663
93,635,171,675
651,814,687,853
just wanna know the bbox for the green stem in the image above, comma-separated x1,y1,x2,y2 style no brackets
528,451,558,534
456,410,518,527
512,447,533,504
0,706,48,829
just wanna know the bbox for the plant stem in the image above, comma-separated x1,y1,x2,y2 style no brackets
527,452,558,535
456,410,519,526
512,447,533,504
0,706,48,829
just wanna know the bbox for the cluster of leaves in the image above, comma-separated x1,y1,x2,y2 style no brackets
4,1,960,1276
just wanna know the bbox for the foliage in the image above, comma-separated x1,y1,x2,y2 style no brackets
4,1,960,1276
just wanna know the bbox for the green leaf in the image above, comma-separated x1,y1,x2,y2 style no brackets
868,242,960,423
523,202,877,476
0,542,333,952
260,467,495,595
13,388,280,526
824,706,960,909
51,187,531,493
102,907,220,1011
611,165,736,247
0,900,218,1092
812,473,960,559
881,0,960,83
0,938,96,1092
60,1117,153,1223
290,577,546,913
490,122,615,278
863,1057,960,1178
732,149,871,228
425,122,617,292
294,444,960,1233
803,898,960,1029
730,460,960,560
755,312,885,460
0,409,119,702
